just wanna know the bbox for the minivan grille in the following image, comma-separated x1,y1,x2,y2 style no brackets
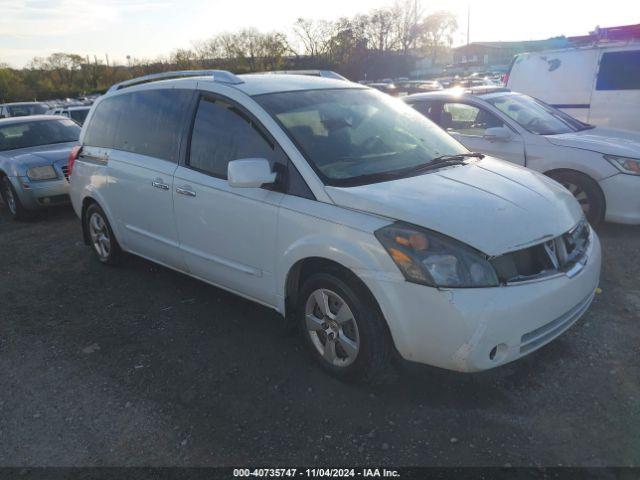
490,220,591,284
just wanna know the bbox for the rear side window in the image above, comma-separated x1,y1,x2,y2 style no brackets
113,89,192,162
596,50,640,90
188,95,286,178
84,97,121,148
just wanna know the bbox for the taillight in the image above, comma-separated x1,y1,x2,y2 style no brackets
68,145,81,176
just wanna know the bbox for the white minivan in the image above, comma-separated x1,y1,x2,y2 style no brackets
68,70,601,381
507,43,640,132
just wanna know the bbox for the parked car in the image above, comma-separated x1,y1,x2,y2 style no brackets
0,102,49,118
404,89,640,225
69,70,600,381
46,105,91,125
0,116,80,219
367,82,399,96
506,43,640,131
451,77,499,88
396,80,443,95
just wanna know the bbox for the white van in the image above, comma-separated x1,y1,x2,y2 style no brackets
506,43,640,131
68,70,600,380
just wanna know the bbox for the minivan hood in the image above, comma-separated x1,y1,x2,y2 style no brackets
545,127,640,158
325,157,583,256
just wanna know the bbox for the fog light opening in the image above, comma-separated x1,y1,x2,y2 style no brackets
489,343,508,362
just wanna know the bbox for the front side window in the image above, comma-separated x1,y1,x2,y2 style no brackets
409,101,438,121
441,103,505,135
0,119,80,151
188,96,285,178
486,93,591,135
596,50,640,91
256,88,468,186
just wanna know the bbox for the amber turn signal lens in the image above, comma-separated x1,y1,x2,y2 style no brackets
389,247,412,264
409,233,428,250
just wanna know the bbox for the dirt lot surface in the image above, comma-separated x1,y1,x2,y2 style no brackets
0,205,638,467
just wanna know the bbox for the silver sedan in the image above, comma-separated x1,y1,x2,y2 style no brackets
0,115,80,220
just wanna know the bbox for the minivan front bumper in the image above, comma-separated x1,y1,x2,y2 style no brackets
361,230,601,372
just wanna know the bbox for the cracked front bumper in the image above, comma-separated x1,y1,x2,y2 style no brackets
361,231,601,372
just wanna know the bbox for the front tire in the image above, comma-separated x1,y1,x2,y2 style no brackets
297,272,391,382
84,203,122,265
1,176,27,221
548,171,605,225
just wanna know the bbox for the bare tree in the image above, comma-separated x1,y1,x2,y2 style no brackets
192,38,223,64
419,11,458,63
362,8,397,53
169,48,197,69
293,18,333,58
393,0,423,55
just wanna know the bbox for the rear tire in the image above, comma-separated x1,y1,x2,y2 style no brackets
1,176,27,221
84,203,122,265
296,271,391,382
548,170,605,226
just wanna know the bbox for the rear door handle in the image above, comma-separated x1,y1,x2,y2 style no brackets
152,180,169,190
176,186,196,197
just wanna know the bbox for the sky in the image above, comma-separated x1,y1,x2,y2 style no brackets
1,0,639,67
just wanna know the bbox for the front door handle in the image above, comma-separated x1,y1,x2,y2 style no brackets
176,186,196,197
152,180,170,190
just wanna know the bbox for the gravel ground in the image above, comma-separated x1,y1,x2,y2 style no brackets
0,205,638,467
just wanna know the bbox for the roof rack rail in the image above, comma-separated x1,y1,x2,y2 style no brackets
252,69,348,81
107,70,243,92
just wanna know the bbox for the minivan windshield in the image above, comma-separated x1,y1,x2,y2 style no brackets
485,93,593,135
0,119,80,151
256,88,469,186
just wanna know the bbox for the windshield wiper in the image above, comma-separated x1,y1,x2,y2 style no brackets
429,152,485,165
328,153,484,187
401,152,485,175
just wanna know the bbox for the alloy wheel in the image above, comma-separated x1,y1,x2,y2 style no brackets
2,180,16,215
88,212,111,259
563,181,590,215
304,288,360,367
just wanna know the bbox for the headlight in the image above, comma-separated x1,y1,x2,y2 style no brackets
375,223,499,288
26,165,57,180
604,154,640,175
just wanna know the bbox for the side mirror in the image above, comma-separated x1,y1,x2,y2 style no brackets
483,126,511,142
227,158,277,189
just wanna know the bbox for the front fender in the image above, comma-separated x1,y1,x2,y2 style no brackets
526,144,618,181
276,231,410,355
278,233,399,295
0,158,22,177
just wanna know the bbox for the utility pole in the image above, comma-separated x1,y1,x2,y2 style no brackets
467,4,470,45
